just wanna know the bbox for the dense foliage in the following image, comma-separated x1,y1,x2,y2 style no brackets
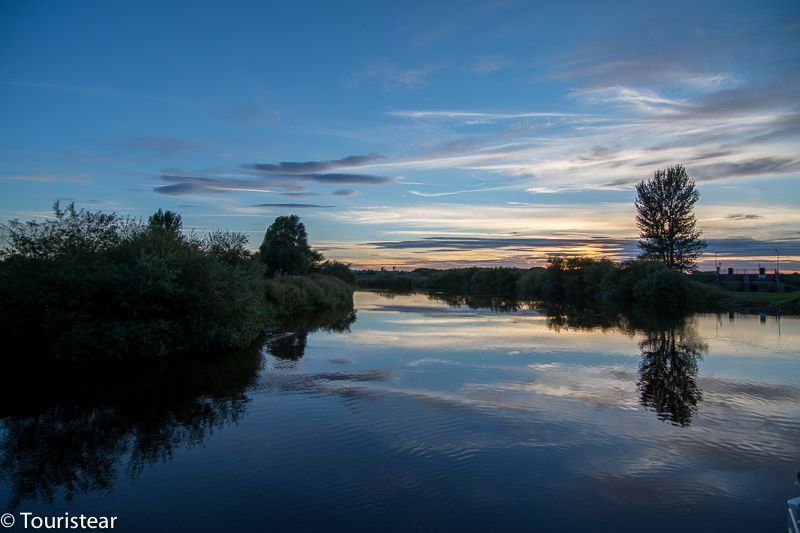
357,256,724,314
258,214,322,276
635,165,707,271
0,204,354,366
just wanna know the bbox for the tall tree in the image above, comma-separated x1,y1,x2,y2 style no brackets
259,215,322,276
635,165,707,270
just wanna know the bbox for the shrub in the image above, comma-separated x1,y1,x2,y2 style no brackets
0,205,353,366
317,260,356,285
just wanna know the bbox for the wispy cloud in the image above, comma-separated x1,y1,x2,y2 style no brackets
347,61,444,92
465,54,515,74
569,86,691,114
389,110,588,121
409,185,512,197
4,173,88,183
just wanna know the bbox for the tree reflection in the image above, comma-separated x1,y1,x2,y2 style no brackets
637,326,706,427
0,346,262,508
540,305,707,427
427,293,526,312
265,308,357,360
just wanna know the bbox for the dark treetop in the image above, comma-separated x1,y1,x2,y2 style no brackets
635,165,707,271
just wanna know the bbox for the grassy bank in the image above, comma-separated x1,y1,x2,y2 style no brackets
717,291,800,314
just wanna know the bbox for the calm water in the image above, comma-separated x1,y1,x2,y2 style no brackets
1,291,799,532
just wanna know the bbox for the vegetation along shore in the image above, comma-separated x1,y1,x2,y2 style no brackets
0,204,355,367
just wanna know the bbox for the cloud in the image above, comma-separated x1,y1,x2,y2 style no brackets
4,173,87,183
692,157,800,180
333,189,358,196
250,153,385,174
5,174,62,182
377,72,800,194
348,61,443,92
552,60,735,91
311,173,391,184
570,86,690,114
409,186,511,197
465,54,515,74
153,153,394,196
369,235,634,253
154,183,213,196
389,110,587,121
726,214,763,221
251,203,335,209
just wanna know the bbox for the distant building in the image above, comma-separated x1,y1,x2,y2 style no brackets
715,266,786,292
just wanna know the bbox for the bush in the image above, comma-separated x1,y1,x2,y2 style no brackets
517,269,544,299
0,205,353,366
633,268,690,310
265,274,354,321
317,260,356,285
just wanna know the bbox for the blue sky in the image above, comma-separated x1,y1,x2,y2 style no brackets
2,0,799,270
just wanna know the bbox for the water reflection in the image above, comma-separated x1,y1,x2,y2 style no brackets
428,293,525,313
424,292,709,427
637,326,706,427
542,305,707,426
265,308,357,361
0,346,262,508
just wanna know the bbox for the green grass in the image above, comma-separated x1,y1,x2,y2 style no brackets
720,290,800,313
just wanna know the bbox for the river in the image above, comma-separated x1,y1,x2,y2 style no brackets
1,291,798,531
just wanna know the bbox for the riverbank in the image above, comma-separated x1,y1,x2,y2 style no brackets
356,260,799,316
0,204,355,366
718,290,800,314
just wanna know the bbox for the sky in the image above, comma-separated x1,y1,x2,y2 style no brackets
1,0,799,271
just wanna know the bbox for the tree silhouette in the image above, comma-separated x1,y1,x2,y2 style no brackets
635,165,707,270
147,209,183,234
259,215,322,276
637,325,706,427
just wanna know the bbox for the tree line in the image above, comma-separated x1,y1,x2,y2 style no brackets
0,204,355,366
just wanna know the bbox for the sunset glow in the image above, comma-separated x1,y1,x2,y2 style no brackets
2,1,798,270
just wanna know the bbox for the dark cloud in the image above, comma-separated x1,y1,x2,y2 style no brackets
369,236,636,254
251,203,335,209
706,238,800,256
250,153,385,175
726,214,763,221
333,189,358,196
694,157,800,180
366,236,800,262
280,191,318,197
579,145,619,162
153,153,393,196
311,173,391,184
154,182,217,196
601,177,637,188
